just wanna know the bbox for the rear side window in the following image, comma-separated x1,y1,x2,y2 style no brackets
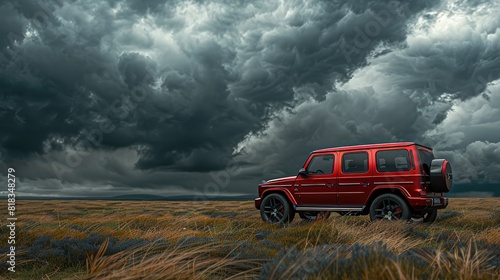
418,149,434,174
376,150,410,172
306,154,334,175
342,152,368,173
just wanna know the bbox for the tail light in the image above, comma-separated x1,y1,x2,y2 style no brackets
419,177,428,196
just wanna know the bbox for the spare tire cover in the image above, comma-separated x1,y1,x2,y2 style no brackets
430,159,452,192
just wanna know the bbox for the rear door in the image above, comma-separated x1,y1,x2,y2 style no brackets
295,153,337,206
373,148,416,190
337,150,372,206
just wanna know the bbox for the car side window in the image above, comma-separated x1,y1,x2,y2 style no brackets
376,149,411,172
342,152,368,173
306,154,334,175
418,149,434,175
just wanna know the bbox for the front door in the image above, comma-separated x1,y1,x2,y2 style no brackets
295,153,337,206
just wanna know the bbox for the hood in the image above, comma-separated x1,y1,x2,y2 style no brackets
262,176,297,185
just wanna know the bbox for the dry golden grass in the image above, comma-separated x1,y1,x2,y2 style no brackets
0,198,498,279
82,240,261,280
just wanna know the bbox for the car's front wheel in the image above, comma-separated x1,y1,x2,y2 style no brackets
260,193,295,224
298,211,331,221
369,194,411,221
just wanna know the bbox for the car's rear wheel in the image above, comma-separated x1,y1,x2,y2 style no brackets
299,211,331,221
412,210,437,223
370,194,411,221
260,193,295,224
423,210,438,223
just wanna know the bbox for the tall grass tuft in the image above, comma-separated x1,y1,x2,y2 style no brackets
259,238,498,280
86,238,109,274
416,238,499,280
82,239,263,280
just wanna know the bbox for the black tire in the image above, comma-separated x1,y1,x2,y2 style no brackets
369,194,411,221
412,209,437,224
299,211,331,221
412,210,437,223
260,193,295,224
411,210,437,223
423,210,437,223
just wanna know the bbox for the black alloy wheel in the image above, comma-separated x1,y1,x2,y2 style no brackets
260,193,295,224
370,194,411,221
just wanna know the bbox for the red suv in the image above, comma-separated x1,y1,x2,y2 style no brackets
255,142,452,224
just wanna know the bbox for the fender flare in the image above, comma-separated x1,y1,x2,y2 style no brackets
364,185,411,205
261,188,298,205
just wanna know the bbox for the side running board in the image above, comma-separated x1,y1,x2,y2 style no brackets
295,206,364,212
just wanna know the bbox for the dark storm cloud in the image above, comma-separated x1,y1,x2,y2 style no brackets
0,0,431,167
121,0,171,15
118,53,157,88
0,0,129,160
0,0,498,196
229,0,438,103
0,2,26,50
426,80,500,194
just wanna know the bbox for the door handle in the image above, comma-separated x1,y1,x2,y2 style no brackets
362,182,369,186
326,183,334,187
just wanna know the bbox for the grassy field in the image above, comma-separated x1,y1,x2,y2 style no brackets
1,198,499,279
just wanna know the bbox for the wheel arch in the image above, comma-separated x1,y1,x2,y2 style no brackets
362,187,409,214
261,189,297,206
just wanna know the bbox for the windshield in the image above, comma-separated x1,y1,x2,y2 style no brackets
418,149,434,174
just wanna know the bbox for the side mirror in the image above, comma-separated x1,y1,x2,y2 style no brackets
298,168,307,177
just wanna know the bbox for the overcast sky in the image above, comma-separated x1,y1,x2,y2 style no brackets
1,0,499,198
